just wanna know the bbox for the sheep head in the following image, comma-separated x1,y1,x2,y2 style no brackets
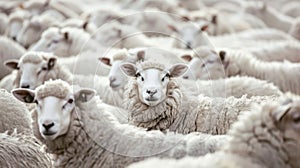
181,47,225,80
30,27,71,56
5,51,58,89
12,79,95,141
100,49,145,90
271,94,300,167
121,62,188,106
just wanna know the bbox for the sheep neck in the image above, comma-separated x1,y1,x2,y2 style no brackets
223,106,291,168
125,80,182,131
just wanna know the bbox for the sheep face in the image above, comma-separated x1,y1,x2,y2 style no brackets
31,27,70,56
272,97,300,167
181,52,224,80
7,20,23,41
12,81,95,140
121,62,188,106
171,24,209,49
108,60,128,90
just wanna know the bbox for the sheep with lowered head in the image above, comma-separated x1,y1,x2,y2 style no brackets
218,49,300,94
30,27,99,57
0,131,53,168
120,61,277,134
129,93,300,168
12,79,229,167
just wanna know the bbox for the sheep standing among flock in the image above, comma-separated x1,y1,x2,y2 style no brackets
0,0,300,167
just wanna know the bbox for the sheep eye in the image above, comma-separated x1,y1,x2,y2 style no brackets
141,77,144,81
293,116,300,123
42,67,48,71
201,63,206,67
68,99,74,104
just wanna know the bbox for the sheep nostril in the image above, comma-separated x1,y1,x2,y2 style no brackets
21,84,30,88
183,76,188,79
42,122,54,131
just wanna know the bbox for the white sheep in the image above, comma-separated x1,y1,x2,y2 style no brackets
0,131,52,168
6,9,30,40
0,89,32,135
245,41,300,62
16,11,62,49
30,27,99,57
12,79,229,167
120,61,277,134
121,0,180,14
0,36,26,79
218,49,300,94
0,13,7,35
243,2,294,32
129,93,300,168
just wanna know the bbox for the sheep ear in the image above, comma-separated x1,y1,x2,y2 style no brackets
11,89,36,103
181,54,193,62
120,63,137,77
200,24,209,32
273,100,293,122
64,32,69,40
48,57,57,70
168,25,178,32
211,15,217,24
137,50,145,61
99,57,111,66
219,51,226,61
4,59,19,70
74,89,96,103
167,63,189,77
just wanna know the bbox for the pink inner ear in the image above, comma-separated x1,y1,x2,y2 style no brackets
181,55,193,62
99,57,111,66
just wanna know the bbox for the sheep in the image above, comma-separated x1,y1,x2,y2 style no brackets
16,11,62,49
12,79,229,167
0,89,32,135
121,0,180,14
245,41,300,62
289,17,300,41
0,131,53,168
30,27,99,57
170,22,292,49
59,18,97,35
6,9,30,40
218,49,300,94
128,93,300,168
243,2,294,32
177,0,205,11
94,21,153,48
120,61,277,134
0,36,26,79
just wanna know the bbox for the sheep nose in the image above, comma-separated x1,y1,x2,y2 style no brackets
42,122,54,131
21,84,30,88
146,89,157,96
182,76,188,79
12,36,17,41
109,76,116,83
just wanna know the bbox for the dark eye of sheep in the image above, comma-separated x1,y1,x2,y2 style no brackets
42,67,48,71
201,63,206,67
141,77,144,81
293,116,300,123
68,99,74,104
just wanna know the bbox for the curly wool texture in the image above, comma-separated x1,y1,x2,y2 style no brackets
19,51,50,64
124,65,278,134
0,131,52,168
0,89,32,135
31,80,229,168
129,94,300,168
36,79,71,99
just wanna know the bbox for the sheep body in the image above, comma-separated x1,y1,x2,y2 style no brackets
222,49,300,94
26,80,229,167
0,36,26,79
0,89,32,134
129,94,300,168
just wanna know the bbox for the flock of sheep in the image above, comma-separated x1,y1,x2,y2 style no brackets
0,0,300,167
